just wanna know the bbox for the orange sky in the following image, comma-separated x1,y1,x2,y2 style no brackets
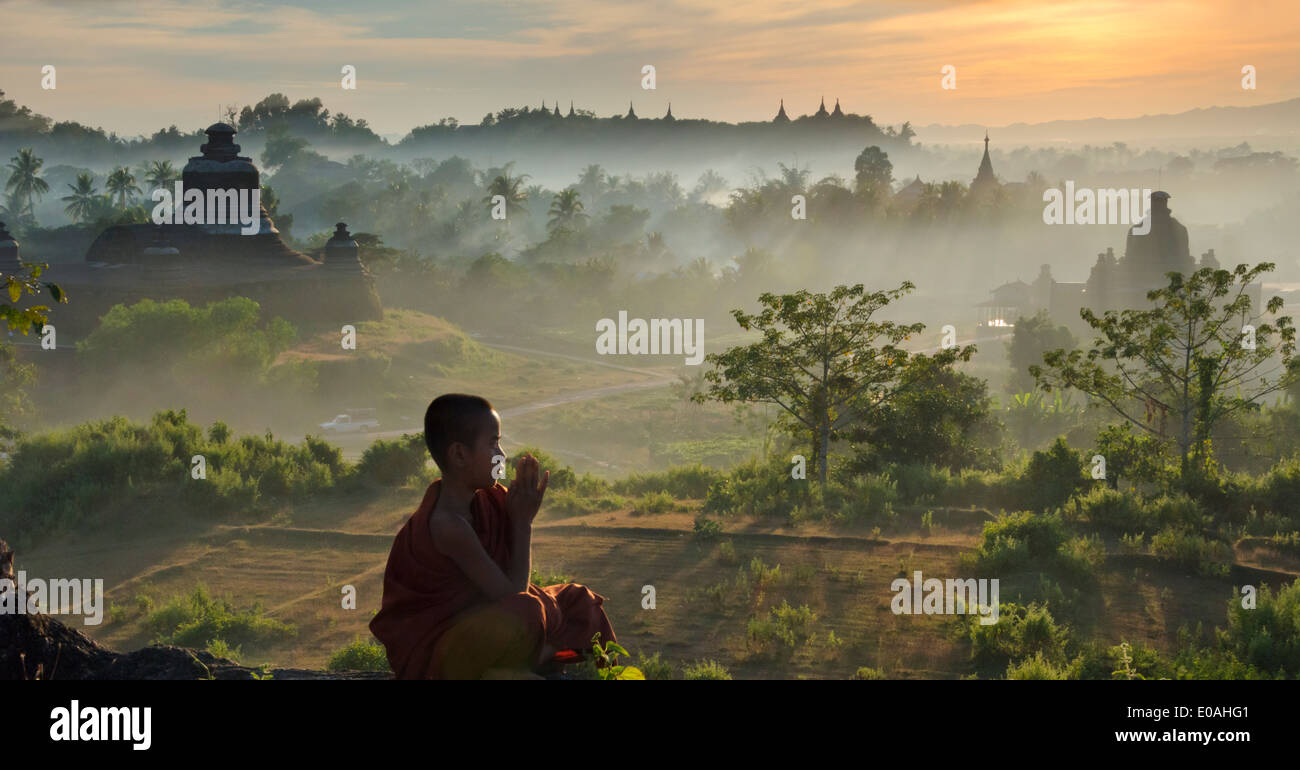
2,0,1297,137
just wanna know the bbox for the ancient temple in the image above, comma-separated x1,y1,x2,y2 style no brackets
814,97,830,119
773,99,790,123
663,103,675,121
831,99,844,118
978,191,1259,335
625,102,638,120
27,122,382,337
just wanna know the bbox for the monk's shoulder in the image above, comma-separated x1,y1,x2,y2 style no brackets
428,509,475,557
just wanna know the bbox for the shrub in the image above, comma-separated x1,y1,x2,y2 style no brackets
1149,526,1232,577
968,602,1070,669
1067,485,1145,534
682,659,732,680
747,600,816,652
327,636,391,672
1223,580,1300,677
635,651,675,680
1006,651,1074,679
851,666,887,680
971,510,1068,573
1018,436,1089,513
693,515,723,540
205,638,242,663
631,490,675,515
1058,534,1105,580
613,464,722,499
354,433,428,486
146,583,297,649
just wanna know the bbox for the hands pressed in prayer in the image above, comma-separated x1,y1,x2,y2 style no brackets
505,453,549,526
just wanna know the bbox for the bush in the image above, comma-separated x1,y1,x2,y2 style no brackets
1006,651,1074,679
1066,485,1145,534
205,638,242,663
968,602,1070,669
693,515,723,541
1058,534,1105,580
635,651,675,680
1149,526,1232,577
146,583,297,649
747,600,816,653
631,490,675,515
682,659,732,680
0,410,354,543
1223,580,1300,677
613,464,722,499
851,666,887,680
354,433,428,486
1254,453,1300,519
327,636,391,672
971,510,1068,574
1018,436,1089,513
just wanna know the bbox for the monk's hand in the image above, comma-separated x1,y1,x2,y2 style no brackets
506,453,549,526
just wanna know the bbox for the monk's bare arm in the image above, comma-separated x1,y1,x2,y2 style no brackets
429,513,516,601
507,520,531,593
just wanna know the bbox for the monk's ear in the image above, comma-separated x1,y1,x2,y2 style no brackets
447,440,467,469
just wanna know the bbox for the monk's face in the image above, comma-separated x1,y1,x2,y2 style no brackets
465,409,504,490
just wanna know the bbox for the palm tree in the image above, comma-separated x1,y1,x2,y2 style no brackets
61,172,100,223
576,163,606,210
483,169,530,220
547,188,588,232
4,148,50,218
143,160,179,192
105,167,141,208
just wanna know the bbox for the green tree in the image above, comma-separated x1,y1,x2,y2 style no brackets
1031,264,1297,479
5,148,50,218
0,338,37,440
61,172,101,223
853,145,893,197
693,283,976,484
104,166,141,208
547,188,588,233
1007,310,1077,394
846,352,1000,471
143,160,179,191
483,164,530,219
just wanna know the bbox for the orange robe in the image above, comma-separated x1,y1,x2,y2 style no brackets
369,478,617,679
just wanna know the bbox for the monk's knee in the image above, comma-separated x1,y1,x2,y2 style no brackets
497,591,546,631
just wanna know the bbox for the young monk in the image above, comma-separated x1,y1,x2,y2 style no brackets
369,393,617,679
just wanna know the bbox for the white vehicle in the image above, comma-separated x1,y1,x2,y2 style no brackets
318,408,379,434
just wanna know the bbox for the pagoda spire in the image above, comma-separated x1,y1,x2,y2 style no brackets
814,95,829,118
831,98,844,118
568,100,575,118
663,102,675,121
774,99,790,123
972,131,999,193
